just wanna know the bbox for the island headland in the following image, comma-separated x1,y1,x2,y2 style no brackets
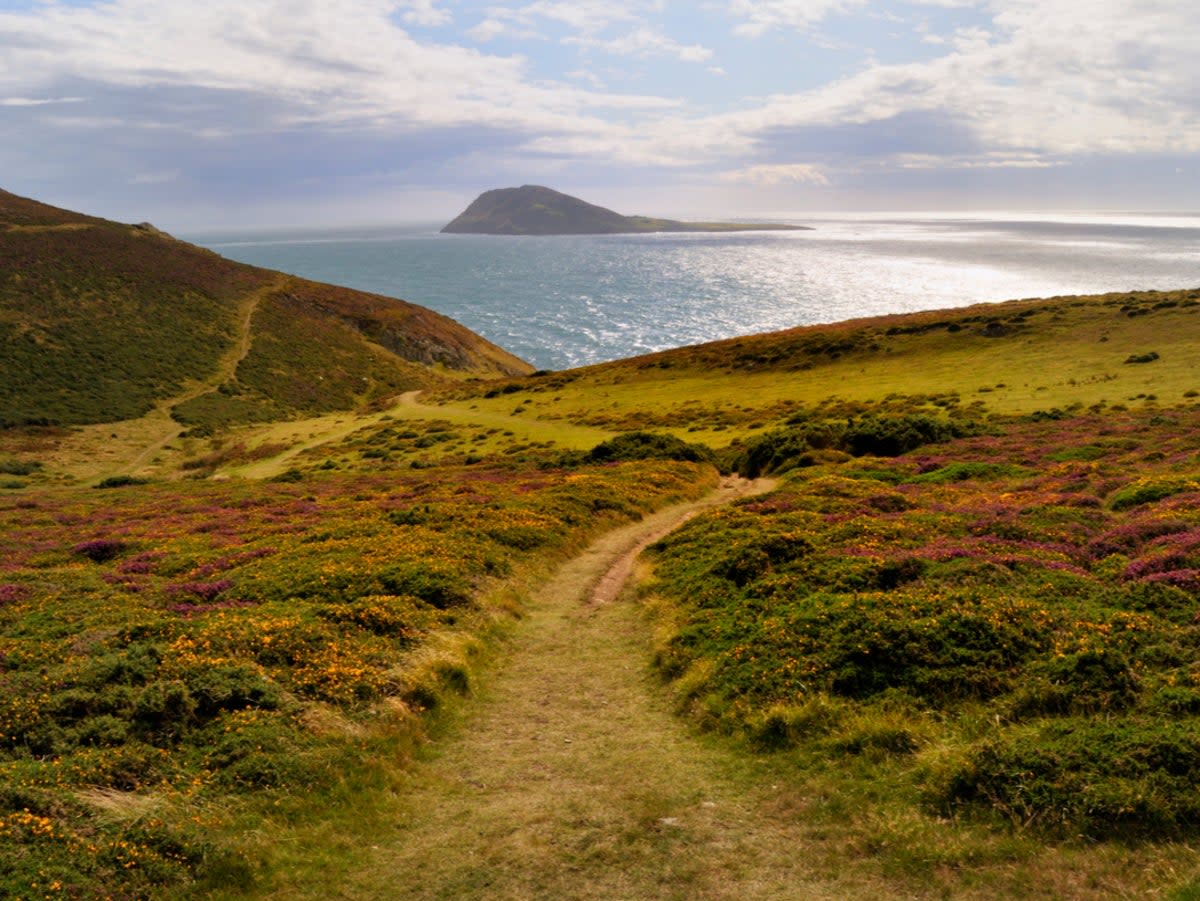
440,184,810,236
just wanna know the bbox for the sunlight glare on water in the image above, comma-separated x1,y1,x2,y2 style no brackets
190,213,1200,371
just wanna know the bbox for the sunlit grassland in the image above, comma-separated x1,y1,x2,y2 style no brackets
6,286,1197,490
0,389,620,488
224,392,615,480
439,288,1200,448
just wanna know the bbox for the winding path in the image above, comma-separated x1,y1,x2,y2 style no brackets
50,275,283,484
258,477,883,900
119,276,279,475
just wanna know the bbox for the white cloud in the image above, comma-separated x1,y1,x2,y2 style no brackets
720,163,829,185
0,0,672,138
711,0,1200,161
0,96,84,107
892,153,1063,170
910,0,980,7
466,17,518,41
565,27,713,63
567,69,607,88
729,0,866,37
399,0,452,27
478,1,650,36
1,0,1197,211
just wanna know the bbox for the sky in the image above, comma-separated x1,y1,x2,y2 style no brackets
0,0,1196,229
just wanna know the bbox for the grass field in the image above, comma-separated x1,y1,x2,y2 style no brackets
435,287,1200,447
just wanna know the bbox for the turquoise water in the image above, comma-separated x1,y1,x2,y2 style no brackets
187,213,1200,370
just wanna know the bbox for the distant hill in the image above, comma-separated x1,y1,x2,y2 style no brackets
441,185,809,236
0,189,531,429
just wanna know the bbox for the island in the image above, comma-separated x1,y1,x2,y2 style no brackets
440,185,811,236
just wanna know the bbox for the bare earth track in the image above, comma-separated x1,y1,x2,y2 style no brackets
46,274,284,484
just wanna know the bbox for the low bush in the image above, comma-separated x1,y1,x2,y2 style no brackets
95,475,150,489
1110,477,1200,510
733,412,979,477
938,720,1200,838
0,459,41,476
561,431,717,466
72,538,128,562
644,408,1200,839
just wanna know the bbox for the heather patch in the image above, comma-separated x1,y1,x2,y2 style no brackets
0,459,714,897
645,409,1200,839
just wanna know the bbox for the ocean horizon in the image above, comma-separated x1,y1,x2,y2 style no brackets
186,211,1200,371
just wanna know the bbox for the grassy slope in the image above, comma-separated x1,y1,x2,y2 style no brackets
438,287,1200,447
0,189,531,430
8,284,1197,488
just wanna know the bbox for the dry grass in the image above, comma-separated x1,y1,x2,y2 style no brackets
76,788,167,823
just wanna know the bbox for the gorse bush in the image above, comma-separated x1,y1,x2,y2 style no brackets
550,431,717,468
586,430,716,464
937,720,1200,838
0,458,716,897
0,459,41,476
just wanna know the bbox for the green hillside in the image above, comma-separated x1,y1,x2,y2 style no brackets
439,286,1200,446
6,185,1200,899
0,189,531,429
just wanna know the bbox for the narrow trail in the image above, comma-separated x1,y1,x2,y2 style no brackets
114,276,281,477
268,477,879,901
228,388,430,479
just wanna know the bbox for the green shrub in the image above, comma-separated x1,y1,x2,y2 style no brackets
938,720,1200,838
0,459,41,476
733,413,978,477
132,680,198,742
843,414,961,457
317,595,426,639
379,563,473,610
185,664,282,716
749,696,846,750
1110,477,1200,510
1009,649,1139,717
583,431,716,465
95,475,151,489
710,531,812,586
911,462,1033,483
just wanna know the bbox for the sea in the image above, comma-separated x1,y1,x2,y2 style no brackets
186,213,1200,372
